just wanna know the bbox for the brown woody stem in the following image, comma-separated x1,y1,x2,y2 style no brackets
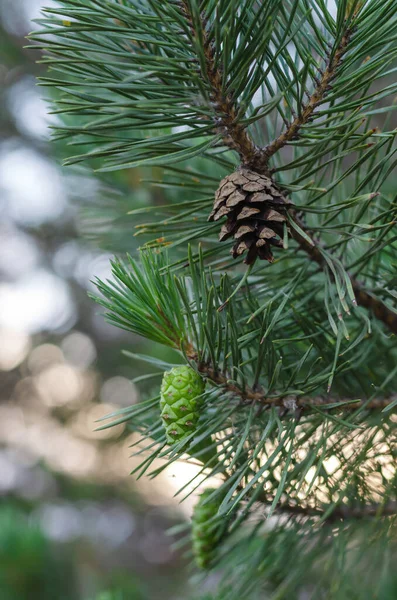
184,347,395,412
261,29,353,161
290,218,397,334
234,482,397,521
265,498,397,521
180,1,268,172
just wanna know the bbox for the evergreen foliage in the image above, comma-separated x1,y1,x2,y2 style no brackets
31,1,396,598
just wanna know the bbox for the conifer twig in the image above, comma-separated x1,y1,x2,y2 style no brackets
184,348,395,412
289,217,397,334
261,27,354,162
267,499,397,521
180,3,354,173
179,1,268,171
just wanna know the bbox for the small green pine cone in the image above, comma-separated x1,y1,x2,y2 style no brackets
192,488,223,570
160,366,205,444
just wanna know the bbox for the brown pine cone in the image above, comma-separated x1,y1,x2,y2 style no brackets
209,168,291,264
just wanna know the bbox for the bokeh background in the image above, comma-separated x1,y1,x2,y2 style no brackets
0,2,208,597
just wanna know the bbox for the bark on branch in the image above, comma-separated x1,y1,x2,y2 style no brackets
271,499,397,522
184,347,395,413
180,1,269,172
290,218,397,334
261,29,353,161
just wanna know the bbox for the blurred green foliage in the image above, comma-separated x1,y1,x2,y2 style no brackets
0,506,77,599
90,588,145,600
0,5,186,599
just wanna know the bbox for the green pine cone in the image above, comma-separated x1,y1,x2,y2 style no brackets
160,366,205,444
192,488,224,570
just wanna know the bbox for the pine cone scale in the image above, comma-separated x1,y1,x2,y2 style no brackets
237,206,261,220
235,225,255,238
249,192,273,202
259,226,277,239
226,190,246,207
242,181,264,192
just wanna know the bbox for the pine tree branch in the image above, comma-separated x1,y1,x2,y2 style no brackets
261,26,354,163
270,499,397,521
289,216,397,334
177,8,397,334
185,349,395,412
179,1,268,172
180,3,354,173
